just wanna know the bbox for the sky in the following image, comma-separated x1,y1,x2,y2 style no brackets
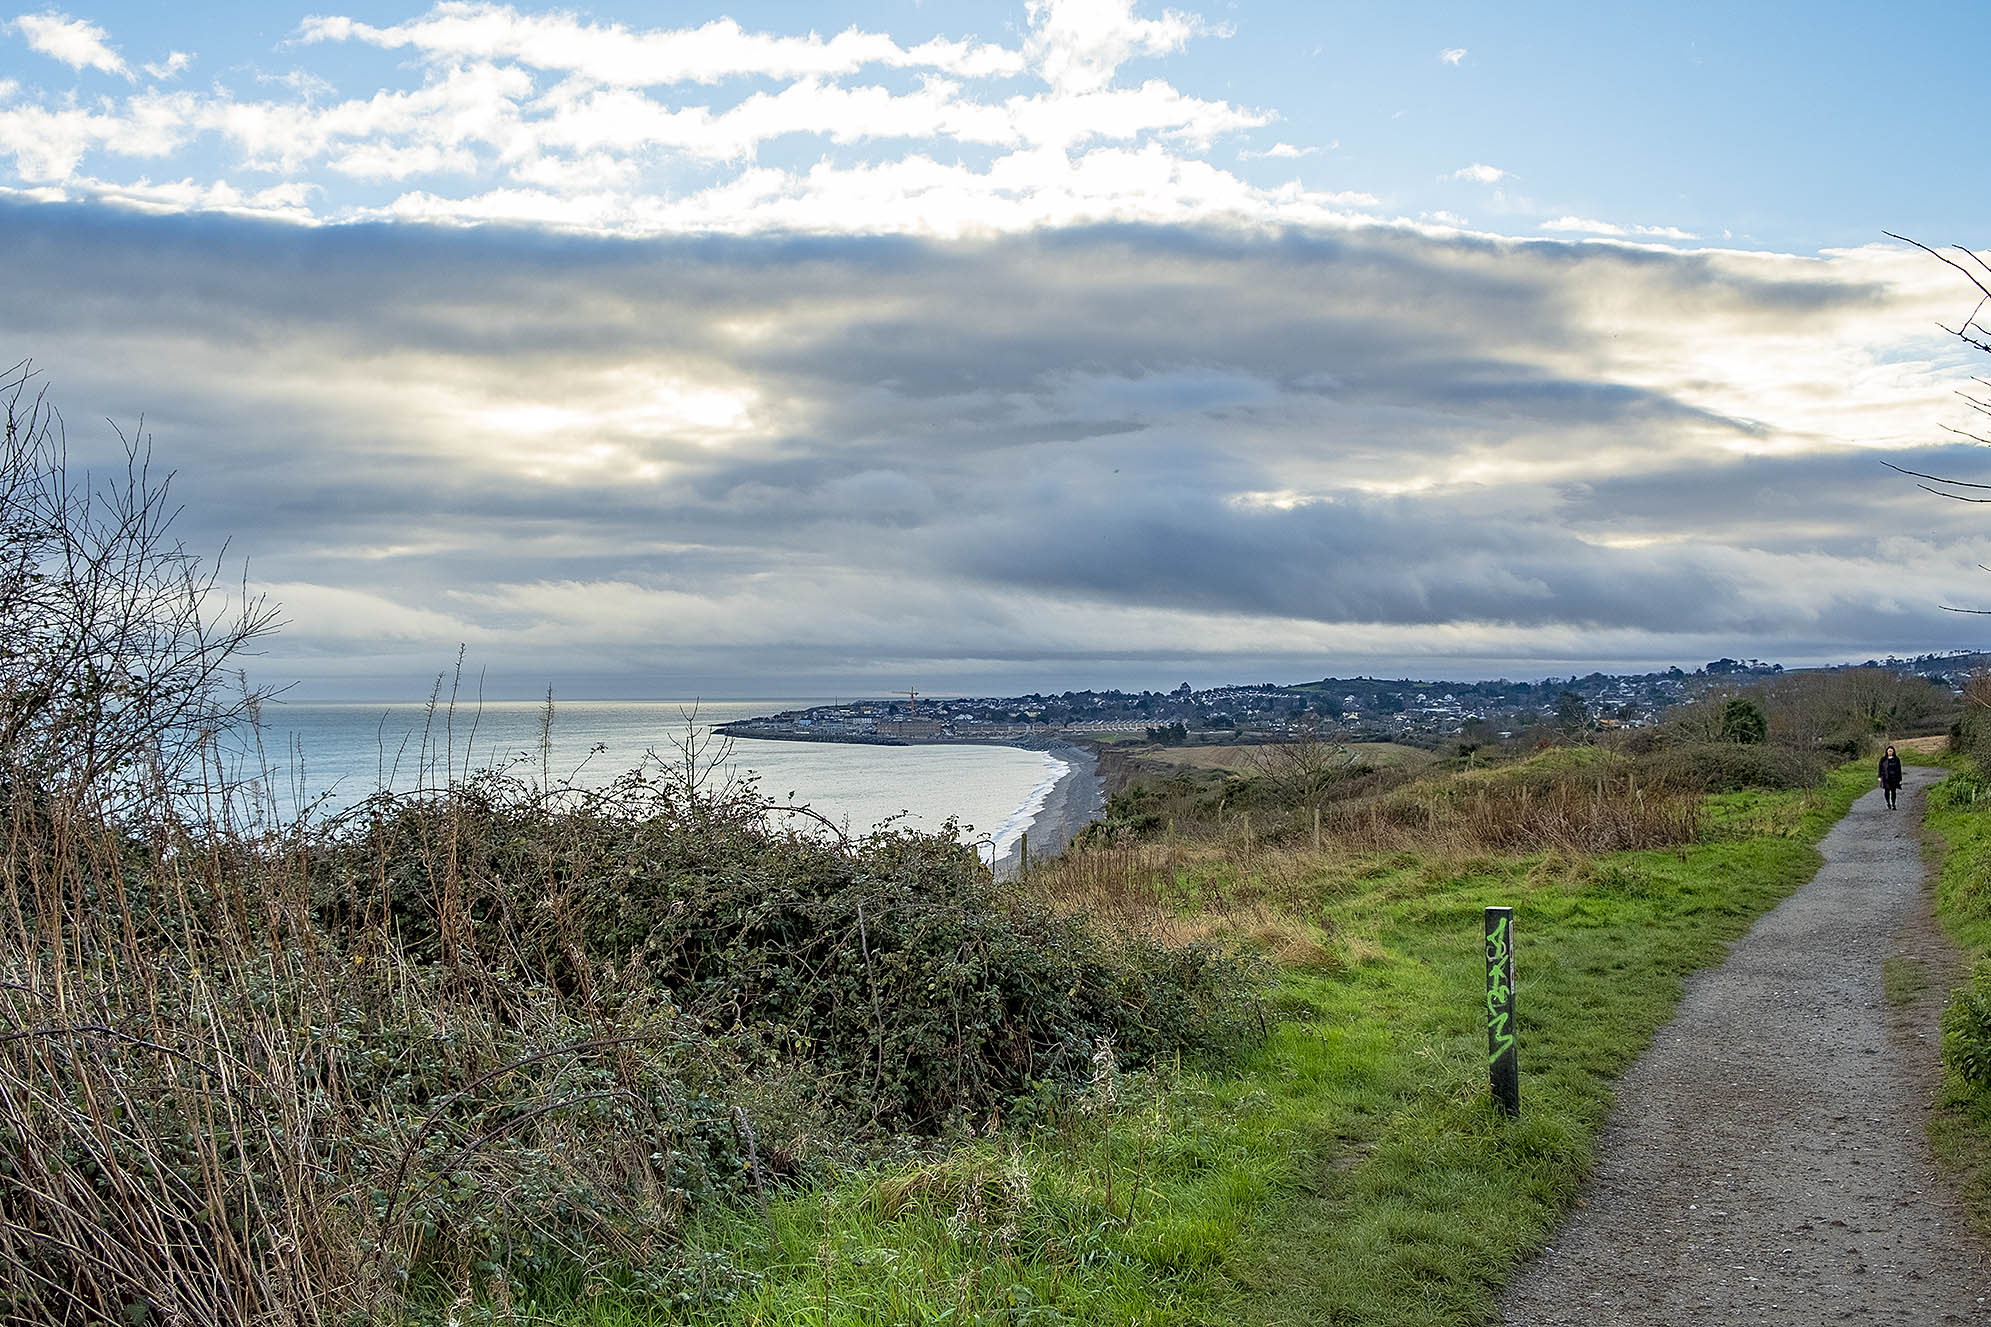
1,0,1988,699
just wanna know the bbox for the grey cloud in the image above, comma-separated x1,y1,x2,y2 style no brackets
933,484,1738,631
0,201,1977,694
1558,447,1986,550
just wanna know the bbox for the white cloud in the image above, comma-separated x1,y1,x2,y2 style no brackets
66,173,317,221
142,51,191,81
0,93,196,180
296,4,1026,86
1450,162,1508,184
1243,140,1313,159
1541,215,1698,240
1439,47,1467,66
365,144,1377,238
1025,0,1219,95
13,10,127,77
526,74,1264,163
0,1,1304,236
1542,214,1624,236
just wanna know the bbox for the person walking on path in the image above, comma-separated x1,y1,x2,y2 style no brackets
1879,743,1904,809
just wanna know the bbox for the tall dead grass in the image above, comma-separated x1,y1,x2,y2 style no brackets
0,784,706,1326
1326,771,1703,857
1028,764,1703,967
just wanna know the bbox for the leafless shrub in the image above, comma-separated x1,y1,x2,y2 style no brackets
0,362,280,812
1246,720,1357,803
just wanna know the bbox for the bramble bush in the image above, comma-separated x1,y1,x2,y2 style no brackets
1626,740,1830,793
315,759,1259,1137
1,747,1261,1325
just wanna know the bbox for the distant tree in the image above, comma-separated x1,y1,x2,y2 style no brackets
1250,720,1355,801
1719,698,1768,744
1755,668,1941,749
1554,690,1590,734
1667,693,1735,743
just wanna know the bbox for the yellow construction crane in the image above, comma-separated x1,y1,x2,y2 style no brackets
895,688,919,715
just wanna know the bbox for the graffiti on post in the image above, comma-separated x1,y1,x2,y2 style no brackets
1484,905,1519,1116
1485,911,1515,1064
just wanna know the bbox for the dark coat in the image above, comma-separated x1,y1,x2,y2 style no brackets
1879,753,1903,790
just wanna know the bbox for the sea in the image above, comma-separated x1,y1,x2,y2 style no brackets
235,699,1066,868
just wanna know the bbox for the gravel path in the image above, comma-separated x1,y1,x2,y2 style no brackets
1501,766,1991,1325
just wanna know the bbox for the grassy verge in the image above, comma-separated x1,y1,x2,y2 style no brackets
1909,746,1991,1234
529,763,1867,1327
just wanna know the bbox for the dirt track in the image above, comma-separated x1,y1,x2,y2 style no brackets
1501,766,1991,1324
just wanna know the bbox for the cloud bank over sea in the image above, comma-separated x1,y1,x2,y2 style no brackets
4,202,1980,695
0,2,1983,695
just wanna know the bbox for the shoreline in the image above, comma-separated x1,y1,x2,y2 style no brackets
724,728,1106,876
994,742,1104,880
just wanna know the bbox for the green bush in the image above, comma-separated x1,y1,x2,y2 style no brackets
1954,690,1991,772
316,767,1261,1141
1628,741,1828,793
1944,961,1991,1089
1719,698,1768,744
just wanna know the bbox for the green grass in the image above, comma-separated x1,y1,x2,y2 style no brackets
1909,749,1991,1234
507,765,1869,1327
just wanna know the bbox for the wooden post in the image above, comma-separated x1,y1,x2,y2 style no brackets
1485,906,1519,1116
1312,804,1321,853
1019,830,1029,879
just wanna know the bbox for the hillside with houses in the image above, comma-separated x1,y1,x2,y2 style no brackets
718,653,1978,750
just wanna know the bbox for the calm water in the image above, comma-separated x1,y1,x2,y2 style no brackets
238,699,1065,866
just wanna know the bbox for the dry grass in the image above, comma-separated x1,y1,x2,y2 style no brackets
0,765,780,1324
1,798,370,1324
1131,742,1438,774
1328,769,1702,857
1031,752,1705,971
1025,839,1333,967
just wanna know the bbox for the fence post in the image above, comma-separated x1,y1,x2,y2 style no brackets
1019,830,1029,879
1485,906,1519,1117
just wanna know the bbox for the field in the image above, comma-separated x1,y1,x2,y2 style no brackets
1128,741,1441,775
530,757,1869,1326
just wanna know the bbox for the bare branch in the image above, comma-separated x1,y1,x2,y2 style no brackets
1,367,283,810
1886,231,1991,303
1881,460,1991,490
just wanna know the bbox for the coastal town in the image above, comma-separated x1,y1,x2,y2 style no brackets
717,652,1984,750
